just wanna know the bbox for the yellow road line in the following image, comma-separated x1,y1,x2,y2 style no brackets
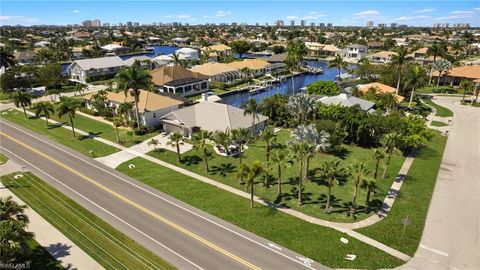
0,131,261,270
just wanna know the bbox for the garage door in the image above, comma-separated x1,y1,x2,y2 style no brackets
164,123,183,134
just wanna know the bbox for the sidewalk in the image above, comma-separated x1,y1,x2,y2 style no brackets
0,160,104,270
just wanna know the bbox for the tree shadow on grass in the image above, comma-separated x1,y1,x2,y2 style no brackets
30,242,66,270
180,155,201,166
209,163,236,177
330,147,351,160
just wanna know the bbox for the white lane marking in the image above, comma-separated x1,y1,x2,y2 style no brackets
2,120,320,270
419,244,449,257
268,243,282,250
1,148,205,270
296,256,314,267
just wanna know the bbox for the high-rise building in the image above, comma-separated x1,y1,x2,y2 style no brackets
300,20,306,27
133,22,140,27
367,21,374,28
327,23,332,27
82,19,100,27
118,23,124,27
102,23,110,27
390,23,398,28
319,23,325,27
310,22,315,27
378,23,387,28
126,21,133,27
290,20,295,27
275,20,284,27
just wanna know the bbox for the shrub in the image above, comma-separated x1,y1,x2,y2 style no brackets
134,128,147,135
306,81,340,96
79,107,99,116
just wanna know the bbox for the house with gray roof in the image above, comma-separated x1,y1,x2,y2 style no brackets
160,102,269,137
68,56,126,83
317,93,375,112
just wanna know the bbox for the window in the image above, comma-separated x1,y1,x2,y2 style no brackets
153,112,156,118
201,82,208,89
185,85,192,92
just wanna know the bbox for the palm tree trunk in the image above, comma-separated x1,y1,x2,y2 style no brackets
69,115,76,137
374,162,379,179
291,74,295,95
251,117,256,137
176,143,181,161
305,155,311,179
352,181,358,213
408,85,416,108
396,69,402,95
133,91,141,129
382,153,392,180
435,71,442,92
277,164,282,199
250,182,254,209
44,116,49,126
22,105,27,119
264,145,269,187
325,181,332,213
366,188,371,205
203,148,209,172
298,161,303,206
238,145,245,184
462,88,467,101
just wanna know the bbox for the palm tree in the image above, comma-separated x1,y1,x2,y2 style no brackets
0,48,16,68
33,101,54,126
241,67,254,80
361,178,377,206
0,196,29,223
450,41,463,61
328,55,348,79
213,129,232,155
289,141,310,206
147,138,160,152
461,32,475,57
292,124,329,178
390,46,410,95
117,102,134,126
372,149,385,180
243,99,260,137
427,43,446,84
381,92,397,111
231,127,250,184
381,132,400,180
236,161,265,208
0,220,35,263
318,160,344,213
348,161,369,214
288,94,316,125
271,149,289,199
460,80,474,102
172,53,182,66
433,60,452,93
191,130,212,172
12,90,32,118
260,127,277,187
57,97,82,137
168,132,184,162
115,65,152,130
406,65,427,108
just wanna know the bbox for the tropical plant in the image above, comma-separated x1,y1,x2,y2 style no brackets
289,141,310,206
117,102,134,126
432,60,452,94
12,90,32,118
381,132,400,179
459,79,475,101
318,160,344,213
305,81,340,96
243,99,260,137
213,129,232,155
0,196,29,223
191,130,213,172
57,97,82,137
236,161,265,208
347,161,369,214
390,46,410,94
372,149,385,180
288,94,316,125
270,149,290,199
147,138,160,152
427,42,447,84
361,178,377,206
292,124,330,178
259,127,277,187
168,132,184,162
231,127,250,184
328,55,348,79
406,65,427,108
0,48,16,68
230,40,252,58
115,65,152,129
32,101,54,126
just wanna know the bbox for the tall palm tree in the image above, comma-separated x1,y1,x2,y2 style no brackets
292,124,329,178
427,43,446,84
168,132,184,162
236,161,265,208
406,65,427,108
433,60,452,93
171,53,182,66
231,127,250,184
243,99,260,137
372,149,385,180
12,90,32,118
260,127,277,187
328,55,348,79
461,32,474,57
289,141,310,206
117,102,134,126
460,80,474,102
381,132,400,180
361,178,377,206
288,94,316,125
348,161,369,214
271,149,289,199
147,138,160,152
450,41,463,61
213,129,232,155
0,196,29,223
390,46,410,95
33,101,54,126
318,160,344,213
0,48,16,68
115,65,152,130
57,97,82,137
191,130,212,172
381,92,398,111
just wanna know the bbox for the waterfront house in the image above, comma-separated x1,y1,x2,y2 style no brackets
150,65,210,96
227,59,272,77
305,42,325,58
319,44,342,57
357,82,404,103
171,37,190,46
409,47,443,65
189,62,243,83
368,51,397,63
433,65,480,86
266,53,287,63
175,47,199,61
317,93,375,112
160,102,269,137
101,44,130,55
83,90,186,128
13,50,36,65
68,56,126,83
343,44,368,61
201,44,232,62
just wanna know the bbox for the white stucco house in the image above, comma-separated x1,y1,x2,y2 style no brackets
343,44,368,60
175,48,199,61
68,56,126,83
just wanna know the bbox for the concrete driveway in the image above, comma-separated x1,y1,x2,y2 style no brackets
398,96,480,270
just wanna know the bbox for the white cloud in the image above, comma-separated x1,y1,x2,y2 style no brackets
411,8,435,14
0,15,38,25
393,15,431,21
215,10,231,17
353,10,380,19
451,10,474,15
164,14,192,19
474,7,480,11
301,11,326,20
72,10,80,14
286,16,298,19
203,15,214,19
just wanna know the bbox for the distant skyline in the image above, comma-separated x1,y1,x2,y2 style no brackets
1,1,479,27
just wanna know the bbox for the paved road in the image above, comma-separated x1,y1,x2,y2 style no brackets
398,96,480,270
0,119,327,270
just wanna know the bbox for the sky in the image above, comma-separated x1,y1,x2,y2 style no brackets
1,1,479,27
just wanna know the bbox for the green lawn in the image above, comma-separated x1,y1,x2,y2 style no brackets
1,172,176,270
44,104,160,147
431,121,448,127
148,129,405,222
27,239,64,270
356,132,447,256
117,157,404,269
0,153,8,164
422,99,454,117
0,110,118,157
